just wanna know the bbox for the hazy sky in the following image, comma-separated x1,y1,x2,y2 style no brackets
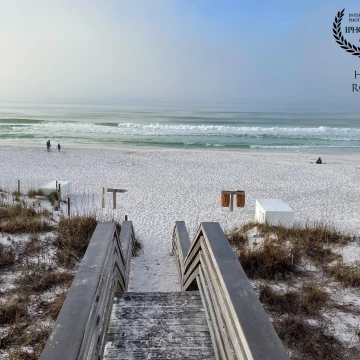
0,0,359,106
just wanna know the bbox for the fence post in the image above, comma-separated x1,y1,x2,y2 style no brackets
101,187,106,209
113,192,116,210
58,183,61,208
17,180,20,194
68,197,71,217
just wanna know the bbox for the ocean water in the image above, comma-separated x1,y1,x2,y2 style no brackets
0,103,360,152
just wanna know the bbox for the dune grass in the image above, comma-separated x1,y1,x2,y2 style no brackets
0,298,28,325
327,262,360,287
259,284,327,316
0,243,15,268
227,221,356,281
0,202,53,234
27,189,45,198
275,317,345,360
227,221,360,359
15,267,74,293
54,215,98,267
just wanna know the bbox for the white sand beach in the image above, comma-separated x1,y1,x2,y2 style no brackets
1,143,360,292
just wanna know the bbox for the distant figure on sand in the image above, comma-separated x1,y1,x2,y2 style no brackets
57,143,61,152
316,157,322,164
46,140,51,152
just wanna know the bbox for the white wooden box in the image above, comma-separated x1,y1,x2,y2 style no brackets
255,199,294,227
41,181,72,199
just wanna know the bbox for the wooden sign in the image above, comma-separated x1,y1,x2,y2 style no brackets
101,187,128,209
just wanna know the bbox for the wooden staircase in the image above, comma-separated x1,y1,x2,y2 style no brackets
103,291,215,359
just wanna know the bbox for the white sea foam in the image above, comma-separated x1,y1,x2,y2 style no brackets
6,121,360,140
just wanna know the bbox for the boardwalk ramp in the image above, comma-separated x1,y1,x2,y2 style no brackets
41,220,290,360
104,291,215,359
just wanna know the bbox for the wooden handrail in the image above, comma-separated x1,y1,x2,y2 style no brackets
173,222,290,360
40,221,135,360
171,221,191,286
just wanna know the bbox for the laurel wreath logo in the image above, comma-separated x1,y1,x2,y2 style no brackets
333,9,360,57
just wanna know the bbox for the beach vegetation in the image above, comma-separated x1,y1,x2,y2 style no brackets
42,291,68,320
274,317,345,360
1,218,54,234
0,298,28,325
259,284,327,316
228,221,355,280
228,221,360,359
0,202,53,234
0,194,101,358
54,215,98,267
237,240,296,279
327,262,360,287
2,324,51,360
47,190,60,206
0,243,15,268
15,266,74,293
133,231,143,256
254,221,353,245
27,188,45,198
227,228,248,247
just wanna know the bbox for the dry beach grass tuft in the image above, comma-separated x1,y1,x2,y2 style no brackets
0,189,103,358
227,221,360,359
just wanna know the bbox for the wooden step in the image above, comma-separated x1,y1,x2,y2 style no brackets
104,291,215,360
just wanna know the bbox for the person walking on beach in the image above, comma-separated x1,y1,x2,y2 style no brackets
46,140,51,152
57,143,61,152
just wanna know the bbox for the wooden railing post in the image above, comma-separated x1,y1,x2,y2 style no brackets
67,197,70,217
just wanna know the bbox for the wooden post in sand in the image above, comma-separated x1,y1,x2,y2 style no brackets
17,180,20,194
101,187,106,209
113,192,116,210
67,197,71,217
58,183,61,208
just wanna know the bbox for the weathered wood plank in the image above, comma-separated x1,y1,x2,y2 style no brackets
182,268,199,291
114,291,200,299
199,251,235,360
197,275,221,360
104,349,216,360
107,338,213,348
173,221,191,259
107,318,208,327
198,267,228,360
104,291,215,360
107,327,212,338
113,299,203,307
112,308,206,320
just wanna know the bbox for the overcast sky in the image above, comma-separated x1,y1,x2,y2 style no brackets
0,0,359,107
